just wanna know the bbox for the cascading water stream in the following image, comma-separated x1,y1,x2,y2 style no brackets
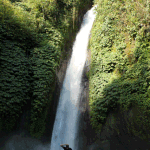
50,6,96,150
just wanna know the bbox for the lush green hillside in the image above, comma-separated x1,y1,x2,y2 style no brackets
89,0,150,140
0,0,92,138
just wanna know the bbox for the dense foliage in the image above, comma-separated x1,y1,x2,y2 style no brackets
89,0,150,140
0,0,92,138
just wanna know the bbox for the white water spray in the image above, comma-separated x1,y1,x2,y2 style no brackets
50,6,96,150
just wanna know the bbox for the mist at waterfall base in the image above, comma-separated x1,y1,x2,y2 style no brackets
50,6,96,150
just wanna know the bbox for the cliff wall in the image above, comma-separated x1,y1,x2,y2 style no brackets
87,0,150,149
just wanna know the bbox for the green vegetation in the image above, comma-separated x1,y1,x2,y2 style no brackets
89,0,150,140
0,0,92,138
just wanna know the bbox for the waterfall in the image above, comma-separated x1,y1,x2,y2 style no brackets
50,6,96,150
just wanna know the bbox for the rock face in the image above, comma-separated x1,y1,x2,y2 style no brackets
86,0,150,149
77,49,150,150
76,49,100,150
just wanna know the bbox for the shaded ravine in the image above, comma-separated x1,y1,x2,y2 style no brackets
50,7,96,150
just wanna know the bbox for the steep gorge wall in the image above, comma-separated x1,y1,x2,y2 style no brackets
86,0,150,149
0,0,93,139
